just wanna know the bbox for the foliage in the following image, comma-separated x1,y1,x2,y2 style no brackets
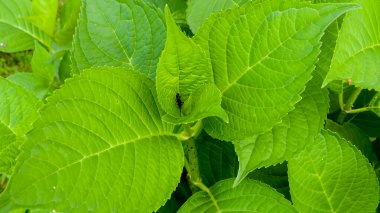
0,0,379,212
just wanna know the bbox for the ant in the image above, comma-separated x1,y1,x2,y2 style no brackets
176,93,184,116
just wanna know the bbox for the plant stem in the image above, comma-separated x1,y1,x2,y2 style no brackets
175,120,203,141
337,87,363,124
344,87,363,111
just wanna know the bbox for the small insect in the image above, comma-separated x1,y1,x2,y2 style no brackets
347,79,352,85
176,93,184,116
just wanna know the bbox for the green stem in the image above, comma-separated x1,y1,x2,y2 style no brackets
339,81,345,111
175,120,203,141
337,87,363,124
344,87,363,111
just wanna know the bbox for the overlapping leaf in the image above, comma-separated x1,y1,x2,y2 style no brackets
0,0,51,52
234,69,329,185
1,67,184,212
186,0,249,33
178,179,297,212
71,0,166,79
288,130,379,213
195,0,356,141
157,8,227,124
324,0,380,91
0,78,41,175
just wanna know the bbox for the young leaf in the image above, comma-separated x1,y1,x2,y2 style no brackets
178,179,297,212
24,0,58,36
1,67,184,212
0,0,51,52
55,0,82,49
157,7,227,123
196,1,357,141
234,69,329,186
186,0,249,33
0,78,41,175
324,0,380,91
288,130,380,213
71,0,166,79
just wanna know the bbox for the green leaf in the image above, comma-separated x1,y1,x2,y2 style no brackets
186,0,249,33
178,178,297,212
351,111,380,137
195,1,357,141
288,130,379,213
143,0,187,25
324,0,380,91
369,92,380,117
7,43,55,100
248,163,290,200
196,133,238,187
234,68,329,185
55,0,81,49
326,119,377,163
25,0,58,36
157,7,227,124
71,0,166,79
0,0,51,52
2,67,184,212
0,78,41,175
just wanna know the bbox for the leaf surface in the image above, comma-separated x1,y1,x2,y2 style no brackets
71,0,166,79
324,0,380,91
288,130,379,213
178,179,297,212
0,0,51,52
2,67,184,212
195,1,357,141
157,8,227,123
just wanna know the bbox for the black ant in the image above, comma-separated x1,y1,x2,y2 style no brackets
176,93,184,116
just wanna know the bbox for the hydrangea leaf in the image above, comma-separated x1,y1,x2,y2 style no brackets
195,1,357,141
324,0,380,91
1,67,184,212
71,0,166,79
288,130,379,213
186,0,249,33
157,7,227,124
0,0,51,52
178,179,297,213
0,78,41,175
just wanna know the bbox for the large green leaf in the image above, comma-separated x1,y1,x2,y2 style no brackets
186,0,249,33
288,130,379,213
0,0,51,52
234,67,329,185
71,0,166,79
1,67,184,212
0,78,41,175
55,0,81,48
195,1,357,141
178,179,297,212
156,8,227,124
324,0,380,91
25,0,58,36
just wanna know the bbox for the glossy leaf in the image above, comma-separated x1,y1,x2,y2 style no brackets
1,67,184,212
71,0,166,79
196,1,357,141
0,0,51,52
288,130,379,213
178,179,297,212
157,8,227,123
324,0,380,91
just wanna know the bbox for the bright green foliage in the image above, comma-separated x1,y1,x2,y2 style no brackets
0,0,51,52
55,0,82,48
0,78,41,174
369,92,380,117
157,8,227,123
195,1,356,141
234,68,329,185
324,0,380,91
1,67,184,212
178,179,297,212
186,0,249,33
326,119,377,163
288,130,379,213
144,0,187,25
71,0,166,79
25,0,58,36
7,43,55,100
